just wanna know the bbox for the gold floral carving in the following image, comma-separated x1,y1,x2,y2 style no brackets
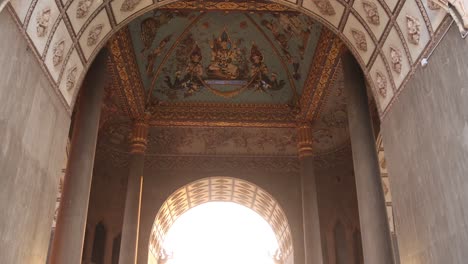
376,71,387,98
351,28,367,52
87,23,104,46
362,0,380,25
76,0,94,18
162,1,290,12
406,15,421,45
313,0,336,16
66,65,78,91
52,40,65,67
389,46,402,74
108,29,146,118
120,0,142,12
300,29,344,121
36,7,51,37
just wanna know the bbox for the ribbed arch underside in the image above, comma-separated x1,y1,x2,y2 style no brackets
149,177,293,261
8,0,452,117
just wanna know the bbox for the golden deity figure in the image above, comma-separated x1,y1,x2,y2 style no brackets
206,29,240,79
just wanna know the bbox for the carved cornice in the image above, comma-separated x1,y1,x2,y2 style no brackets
108,28,146,119
302,31,344,121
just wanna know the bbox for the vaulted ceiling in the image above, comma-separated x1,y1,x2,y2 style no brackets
106,9,344,127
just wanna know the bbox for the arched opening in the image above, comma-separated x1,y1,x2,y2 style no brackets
157,202,279,264
149,177,294,264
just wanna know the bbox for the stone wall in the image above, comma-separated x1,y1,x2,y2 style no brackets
382,25,468,264
0,11,71,264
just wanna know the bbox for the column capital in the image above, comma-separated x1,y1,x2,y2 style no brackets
129,118,149,154
297,122,313,159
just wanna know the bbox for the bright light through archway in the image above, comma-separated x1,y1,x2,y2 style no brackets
161,202,280,264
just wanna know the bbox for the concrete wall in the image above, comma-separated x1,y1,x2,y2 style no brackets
382,25,468,264
0,11,71,264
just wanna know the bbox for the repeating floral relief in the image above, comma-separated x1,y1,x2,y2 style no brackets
87,23,104,46
36,7,51,37
362,0,380,25
66,65,78,91
76,0,94,19
376,71,387,98
120,0,142,12
52,40,65,67
389,47,402,74
406,15,421,45
313,0,336,16
351,28,367,52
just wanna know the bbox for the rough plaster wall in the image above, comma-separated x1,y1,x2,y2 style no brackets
0,11,71,264
382,25,468,264
136,162,304,264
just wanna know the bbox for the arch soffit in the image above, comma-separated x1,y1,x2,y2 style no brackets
149,176,293,260
8,0,451,117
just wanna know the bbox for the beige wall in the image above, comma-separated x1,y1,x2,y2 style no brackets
0,11,71,264
382,24,468,264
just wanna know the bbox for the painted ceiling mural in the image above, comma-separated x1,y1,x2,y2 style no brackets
127,10,322,104
7,0,457,117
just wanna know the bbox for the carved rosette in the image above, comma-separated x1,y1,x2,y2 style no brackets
130,119,149,154
297,122,313,159
76,0,94,18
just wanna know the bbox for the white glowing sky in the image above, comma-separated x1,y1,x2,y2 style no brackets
162,202,279,264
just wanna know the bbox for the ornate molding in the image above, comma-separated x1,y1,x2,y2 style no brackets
130,119,149,154
297,122,313,159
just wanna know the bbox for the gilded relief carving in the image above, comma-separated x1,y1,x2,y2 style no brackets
351,28,367,52
313,0,336,16
36,7,51,37
362,0,380,25
389,46,402,74
406,15,421,45
66,65,78,91
87,23,104,46
376,71,387,98
52,40,65,67
76,0,94,19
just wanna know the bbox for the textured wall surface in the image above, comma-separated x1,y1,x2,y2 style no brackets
382,25,468,264
0,11,71,264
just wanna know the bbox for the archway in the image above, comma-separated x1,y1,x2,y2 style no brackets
149,177,294,264
6,0,455,117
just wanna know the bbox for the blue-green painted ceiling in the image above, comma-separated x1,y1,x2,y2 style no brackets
128,10,322,104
